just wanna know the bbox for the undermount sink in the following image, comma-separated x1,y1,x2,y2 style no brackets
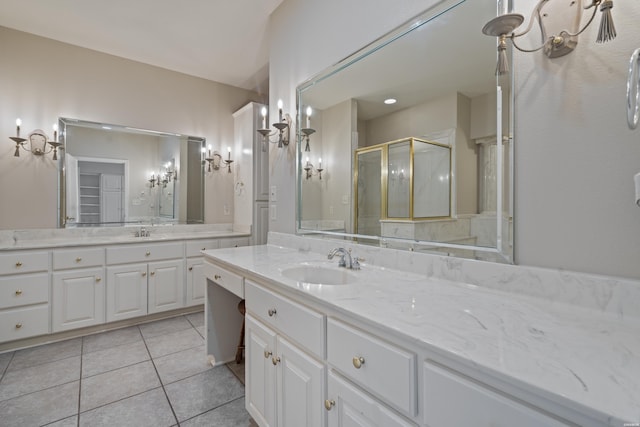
281,264,357,285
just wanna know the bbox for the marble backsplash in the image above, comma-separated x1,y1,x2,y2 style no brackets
268,231,640,322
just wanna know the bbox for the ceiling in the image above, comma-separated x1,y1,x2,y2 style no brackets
0,0,284,93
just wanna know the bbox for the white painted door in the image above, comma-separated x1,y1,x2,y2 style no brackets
106,264,148,322
186,258,205,306
148,259,184,313
246,314,277,427
101,174,124,223
327,371,414,427
52,267,105,332
276,335,325,427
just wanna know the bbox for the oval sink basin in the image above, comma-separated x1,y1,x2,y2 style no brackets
281,265,356,285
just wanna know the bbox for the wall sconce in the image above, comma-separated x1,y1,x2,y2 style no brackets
301,106,316,152
257,100,292,148
303,157,324,180
224,147,233,173
149,172,158,188
203,145,222,172
10,119,62,160
482,0,617,75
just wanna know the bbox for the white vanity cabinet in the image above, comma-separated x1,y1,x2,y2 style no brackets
52,248,105,332
0,251,50,342
245,281,326,427
106,242,184,321
186,239,220,306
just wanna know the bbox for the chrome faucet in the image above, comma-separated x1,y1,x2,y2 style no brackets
328,247,360,270
135,227,150,238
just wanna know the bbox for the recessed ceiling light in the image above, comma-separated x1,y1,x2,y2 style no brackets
101,126,112,130
384,98,397,105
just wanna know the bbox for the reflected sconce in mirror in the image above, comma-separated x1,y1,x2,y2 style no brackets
303,157,324,180
482,0,617,75
301,106,316,152
10,119,62,160
257,100,292,148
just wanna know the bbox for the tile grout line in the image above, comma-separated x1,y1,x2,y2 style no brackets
178,394,246,425
77,338,84,427
0,351,16,385
139,323,181,426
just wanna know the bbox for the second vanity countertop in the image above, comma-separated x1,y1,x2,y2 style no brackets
0,228,250,251
203,243,640,426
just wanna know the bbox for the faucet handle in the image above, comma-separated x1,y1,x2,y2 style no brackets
352,257,364,270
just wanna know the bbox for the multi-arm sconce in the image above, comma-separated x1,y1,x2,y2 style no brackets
482,0,617,75
257,100,291,148
303,156,324,180
148,161,178,188
202,145,233,173
10,118,62,160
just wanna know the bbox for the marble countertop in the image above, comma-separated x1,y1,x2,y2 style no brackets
204,243,640,426
0,228,249,250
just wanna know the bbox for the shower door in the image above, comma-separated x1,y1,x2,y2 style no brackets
355,148,382,236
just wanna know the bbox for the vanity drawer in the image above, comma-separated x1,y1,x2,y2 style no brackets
0,304,50,343
0,274,49,309
204,262,244,298
106,242,183,265
246,280,325,359
186,239,220,258
218,237,250,248
53,247,104,270
0,251,49,275
327,318,417,417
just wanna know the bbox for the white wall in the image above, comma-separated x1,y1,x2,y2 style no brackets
269,0,640,279
0,26,262,229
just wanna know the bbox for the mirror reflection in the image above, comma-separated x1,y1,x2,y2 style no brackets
297,0,513,262
59,118,205,227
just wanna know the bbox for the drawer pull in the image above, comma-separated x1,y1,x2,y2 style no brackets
268,308,277,317
264,350,272,359
15,289,23,296
150,271,155,276
352,356,365,369
202,247,206,251
145,251,151,256
272,356,280,366
324,399,335,411
214,274,222,280
15,262,22,268
15,323,22,329
142,272,147,277
188,266,193,271
76,257,82,263
96,277,102,282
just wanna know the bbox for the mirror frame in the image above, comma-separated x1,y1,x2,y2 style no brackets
295,0,514,263
57,117,206,228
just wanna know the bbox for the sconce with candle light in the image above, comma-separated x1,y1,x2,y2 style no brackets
257,100,292,148
10,118,62,160
202,145,232,173
482,0,617,75
301,106,316,152
303,156,324,180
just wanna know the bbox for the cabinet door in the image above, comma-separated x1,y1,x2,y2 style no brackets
253,201,269,246
186,258,205,306
52,268,105,332
246,314,277,427
148,259,184,314
276,336,325,427
106,264,148,322
327,371,414,427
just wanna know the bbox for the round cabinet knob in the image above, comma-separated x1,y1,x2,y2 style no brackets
142,272,147,277
15,323,22,329
145,251,151,256
75,257,82,263
268,308,277,317
15,262,22,268
95,277,102,282
150,271,155,276
264,350,272,359
214,274,222,280
324,400,335,411
272,356,280,366
201,247,206,251
15,289,22,296
352,356,365,369
188,267,193,271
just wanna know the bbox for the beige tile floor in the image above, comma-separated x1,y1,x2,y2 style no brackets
0,311,257,426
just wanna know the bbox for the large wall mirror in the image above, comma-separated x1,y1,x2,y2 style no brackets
58,118,206,228
296,0,513,262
